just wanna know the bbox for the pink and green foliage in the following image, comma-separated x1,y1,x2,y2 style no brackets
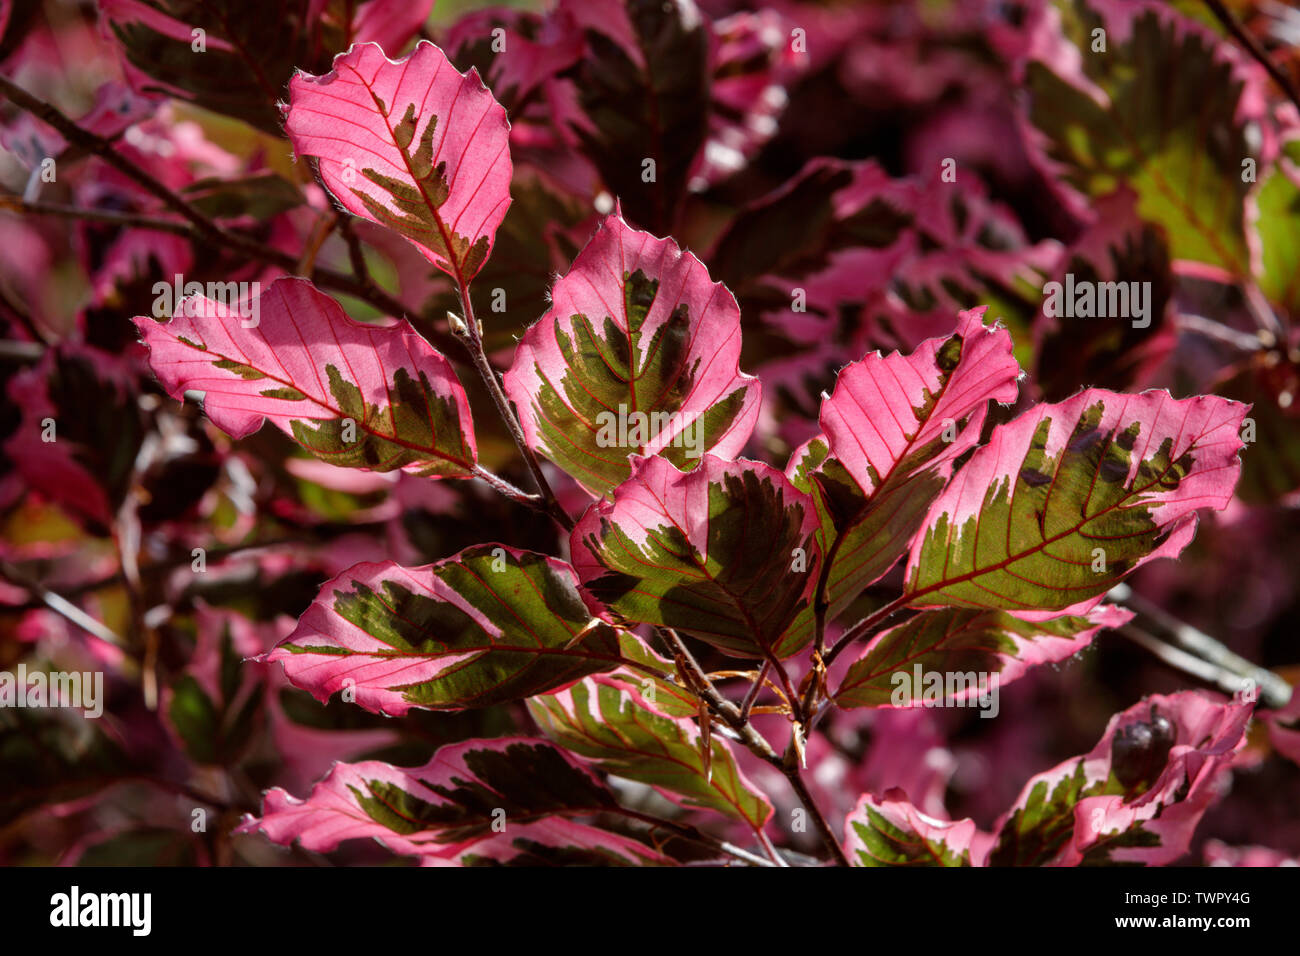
2,0,1298,870
844,692,1251,866
133,276,478,476
287,40,513,283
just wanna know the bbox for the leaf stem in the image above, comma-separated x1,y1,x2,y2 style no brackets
616,808,774,867
0,75,223,238
469,463,546,511
1109,583,1293,708
824,593,913,668
453,284,574,532
754,826,788,867
654,626,848,865
739,661,770,721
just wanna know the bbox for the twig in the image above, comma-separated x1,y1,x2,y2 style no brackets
1176,313,1269,352
0,75,224,239
337,215,373,286
1203,0,1300,118
470,463,547,512
781,754,851,867
0,83,464,358
0,561,126,648
656,627,778,758
1109,583,1293,708
6,195,464,357
754,827,789,867
653,626,847,865
824,593,912,668
617,808,774,867
452,284,574,531
739,661,770,721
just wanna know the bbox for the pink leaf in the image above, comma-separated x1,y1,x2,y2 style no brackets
3,343,145,530
795,309,1021,629
343,0,434,53
695,10,808,189
133,276,477,477
503,212,761,498
262,545,622,716
843,789,991,867
834,604,1134,709
442,817,673,866
821,308,1020,500
286,40,512,284
529,670,774,830
236,736,666,864
989,692,1253,866
905,388,1249,617
570,454,820,659
442,7,584,112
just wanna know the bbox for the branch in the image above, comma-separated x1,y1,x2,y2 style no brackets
0,81,465,358
470,463,547,512
653,626,847,865
0,560,126,648
1109,583,1293,708
615,808,775,867
780,749,851,866
1203,0,1300,118
451,284,575,532
0,75,224,239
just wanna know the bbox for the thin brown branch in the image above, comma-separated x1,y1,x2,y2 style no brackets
0,75,224,239
614,808,773,867
0,560,126,648
781,752,851,867
0,82,465,358
1203,0,1300,117
453,284,575,532
824,593,912,668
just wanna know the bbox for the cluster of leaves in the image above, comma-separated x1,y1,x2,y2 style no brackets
1,0,1299,867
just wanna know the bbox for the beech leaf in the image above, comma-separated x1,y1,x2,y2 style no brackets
286,40,512,284
904,389,1248,616
133,277,477,477
503,212,760,498
1024,3,1254,274
834,605,1133,709
262,545,625,715
844,789,986,867
562,0,710,234
237,736,667,865
571,454,821,659
989,692,1252,866
528,674,773,830
783,307,1020,649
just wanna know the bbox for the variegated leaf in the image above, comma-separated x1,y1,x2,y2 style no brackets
904,389,1248,616
262,546,623,715
503,213,760,499
286,40,512,284
528,675,773,830
134,277,477,477
570,454,820,659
